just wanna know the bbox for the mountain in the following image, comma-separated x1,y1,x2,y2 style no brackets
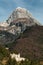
6,7,40,26
0,7,43,62
0,7,41,44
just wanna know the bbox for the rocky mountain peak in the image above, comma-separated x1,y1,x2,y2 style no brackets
15,7,32,17
16,7,26,11
6,7,40,26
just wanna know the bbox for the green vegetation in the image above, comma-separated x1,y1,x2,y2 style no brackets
0,44,42,65
6,58,41,65
0,44,10,60
6,57,17,65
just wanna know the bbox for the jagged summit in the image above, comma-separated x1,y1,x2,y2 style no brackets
15,7,32,18
0,7,41,32
0,7,41,28
15,7,32,16
16,7,27,11
6,7,40,26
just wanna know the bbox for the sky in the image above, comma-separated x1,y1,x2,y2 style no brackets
0,0,43,24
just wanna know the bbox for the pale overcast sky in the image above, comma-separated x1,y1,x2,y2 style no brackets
0,0,43,24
